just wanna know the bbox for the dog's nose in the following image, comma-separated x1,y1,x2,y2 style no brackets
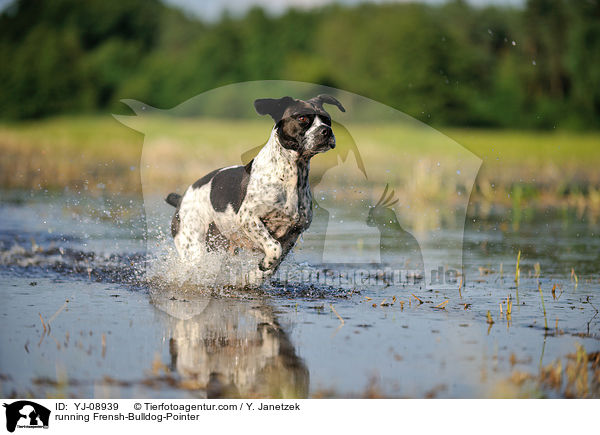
320,126,332,138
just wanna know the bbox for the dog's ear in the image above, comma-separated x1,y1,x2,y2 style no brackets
309,94,346,113
254,96,295,122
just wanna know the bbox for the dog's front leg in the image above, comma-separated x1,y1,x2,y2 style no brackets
279,226,302,263
242,216,282,273
251,226,302,282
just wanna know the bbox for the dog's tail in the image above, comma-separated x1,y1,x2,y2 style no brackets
165,192,182,208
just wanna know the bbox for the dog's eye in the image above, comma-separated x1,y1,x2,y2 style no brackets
298,115,309,123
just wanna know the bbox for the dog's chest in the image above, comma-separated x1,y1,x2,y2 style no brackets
255,160,312,238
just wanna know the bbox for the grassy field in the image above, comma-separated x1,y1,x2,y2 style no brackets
1,116,599,222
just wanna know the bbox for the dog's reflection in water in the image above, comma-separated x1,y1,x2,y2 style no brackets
150,289,308,398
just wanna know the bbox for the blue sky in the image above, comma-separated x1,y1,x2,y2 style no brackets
0,0,524,21
163,0,524,20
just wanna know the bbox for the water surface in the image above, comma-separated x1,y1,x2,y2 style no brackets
0,191,598,398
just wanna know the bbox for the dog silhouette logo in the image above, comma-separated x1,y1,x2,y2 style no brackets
3,401,50,432
114,81,481,289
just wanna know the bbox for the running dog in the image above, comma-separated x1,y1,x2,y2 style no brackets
165,94,345,285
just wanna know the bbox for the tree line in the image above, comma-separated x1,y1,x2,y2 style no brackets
0,0,598,129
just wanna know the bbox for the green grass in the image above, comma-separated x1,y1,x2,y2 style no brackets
1,116,599,204
3,115,599,165
445,128,600,164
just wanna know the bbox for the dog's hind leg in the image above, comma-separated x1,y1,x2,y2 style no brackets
173,185,214,261
173,218,210,261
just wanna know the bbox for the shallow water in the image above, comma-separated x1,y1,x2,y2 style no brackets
0,191,598,398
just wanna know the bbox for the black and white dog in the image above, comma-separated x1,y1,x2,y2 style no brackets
165,94,345,285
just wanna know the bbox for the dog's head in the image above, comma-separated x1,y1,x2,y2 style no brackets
254,94,345,158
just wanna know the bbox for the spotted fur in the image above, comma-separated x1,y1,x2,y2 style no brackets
166,95,345,286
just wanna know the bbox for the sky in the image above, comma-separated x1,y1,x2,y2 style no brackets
163,0,524,20
0,0,525,21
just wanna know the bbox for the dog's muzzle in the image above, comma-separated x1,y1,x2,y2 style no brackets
318,125,336,149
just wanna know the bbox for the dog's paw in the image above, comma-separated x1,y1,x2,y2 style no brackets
258,259,272,272
259,242,282,271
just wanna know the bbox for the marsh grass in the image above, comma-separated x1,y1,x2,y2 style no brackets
2,116,600,222
0,116,142,193
503,344,600,398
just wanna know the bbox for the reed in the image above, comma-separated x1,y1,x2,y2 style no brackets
434,300,449,309
330,304,344,325
539,284,548,330
515,250,521,284
515,251,521,304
